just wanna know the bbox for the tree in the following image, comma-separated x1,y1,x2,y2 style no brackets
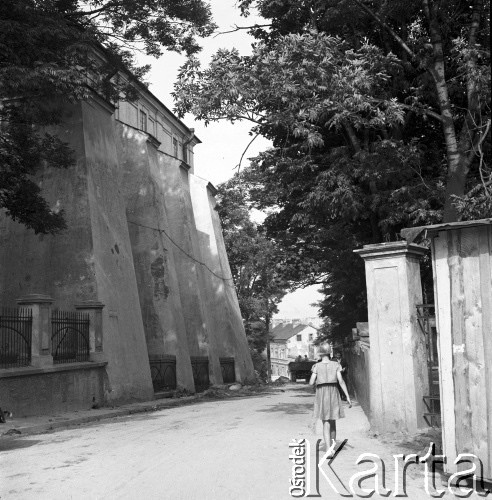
174,0,490,339
0,0,215,233
235,0,491,222
216,176,292,357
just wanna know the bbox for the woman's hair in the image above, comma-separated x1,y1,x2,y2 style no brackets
317,343,331,357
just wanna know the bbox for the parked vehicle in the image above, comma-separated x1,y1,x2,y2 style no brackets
288,361,316,382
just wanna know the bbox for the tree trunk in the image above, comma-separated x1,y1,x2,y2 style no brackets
424,0,465,222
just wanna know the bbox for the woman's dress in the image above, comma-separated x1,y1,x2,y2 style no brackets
312,361,344,420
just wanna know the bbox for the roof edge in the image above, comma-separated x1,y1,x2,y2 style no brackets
401,218,492,243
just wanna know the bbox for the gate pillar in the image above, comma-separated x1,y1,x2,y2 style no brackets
75,301,105,362
355,242,429,433
17,294,53,368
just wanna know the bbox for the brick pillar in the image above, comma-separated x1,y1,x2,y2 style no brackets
354,242,429,433
75,301,105,362
17,294,53,368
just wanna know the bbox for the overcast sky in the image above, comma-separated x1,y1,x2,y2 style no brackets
139,1,322,319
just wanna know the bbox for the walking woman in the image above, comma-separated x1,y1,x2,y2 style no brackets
309,344,351,456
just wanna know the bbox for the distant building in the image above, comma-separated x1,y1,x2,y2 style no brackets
271,317,323,329
270,322,319,379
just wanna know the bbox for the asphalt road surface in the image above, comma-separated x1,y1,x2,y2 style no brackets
0,385,469,499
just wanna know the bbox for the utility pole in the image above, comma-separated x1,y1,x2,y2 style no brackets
265,297,271,382
263,256,272,382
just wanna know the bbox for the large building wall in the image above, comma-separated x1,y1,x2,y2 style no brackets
0,103,95,308
0,98,155,405
80,99,154,403
0,91,255,410
116,123,195,391
115,122,255,386
190,177,255,382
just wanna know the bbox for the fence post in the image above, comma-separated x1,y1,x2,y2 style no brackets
17,294,53,368
354,241,429,434
75,301,105,362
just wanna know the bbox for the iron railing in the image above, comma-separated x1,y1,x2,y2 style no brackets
220,357,235,384
190,356,209,392
51,310,90,364
417,304,441,427
149,356,177,392
0,308,32,368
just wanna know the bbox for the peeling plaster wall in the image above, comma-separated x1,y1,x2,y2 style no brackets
204,184,256,382
0,96,255,412
116,124,255,387
116,123,194,391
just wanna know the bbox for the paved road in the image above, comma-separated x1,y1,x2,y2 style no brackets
0,385,472,499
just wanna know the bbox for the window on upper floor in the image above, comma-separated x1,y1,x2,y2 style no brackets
182,143,188,163
140,110,147,132
309,333,313,341
173,137,178,158
296,334,302,341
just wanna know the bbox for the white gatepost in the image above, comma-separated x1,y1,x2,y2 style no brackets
354,241,429,433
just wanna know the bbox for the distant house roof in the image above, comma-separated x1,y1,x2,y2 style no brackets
271,323,312,341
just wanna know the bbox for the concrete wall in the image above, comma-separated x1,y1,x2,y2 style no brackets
0,364,106,417
0,103,95,308
0,99,155,406
115,123,195,392
189,176,255,383
81,99,154,403
207,186,256,382
1,93,255,413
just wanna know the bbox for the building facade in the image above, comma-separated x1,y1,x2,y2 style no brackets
0,67,255,416
270,322,319,379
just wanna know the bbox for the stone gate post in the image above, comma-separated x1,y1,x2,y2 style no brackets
75,301,105,362
17,294,53,368
354,241,429,433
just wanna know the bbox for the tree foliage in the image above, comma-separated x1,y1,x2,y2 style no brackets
0,0,215,233
174,0,491,340
216,177,292,352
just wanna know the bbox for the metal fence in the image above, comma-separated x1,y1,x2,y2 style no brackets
51,310,90,364
0,308,32,368
149,356,177,392
190,356,210,392
417,304,440,427
220,357,235,384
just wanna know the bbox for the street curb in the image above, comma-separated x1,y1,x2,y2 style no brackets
0,385,284,438
0,396,197,437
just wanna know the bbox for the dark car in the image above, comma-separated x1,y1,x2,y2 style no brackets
288,360,316,382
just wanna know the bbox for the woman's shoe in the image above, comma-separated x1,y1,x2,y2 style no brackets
326,439,337,459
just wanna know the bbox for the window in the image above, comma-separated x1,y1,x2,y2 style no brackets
296,334,302,341
182,143,188,163
173,137,178,158
309,334,313,341
140,110,147,132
